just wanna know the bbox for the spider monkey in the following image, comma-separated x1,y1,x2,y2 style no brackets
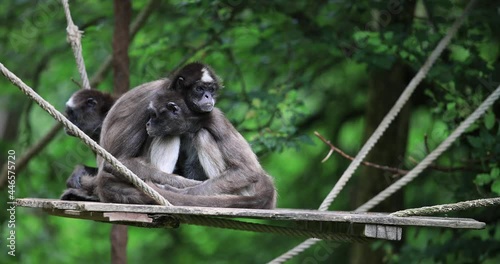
95,63,220,203
61,89,116,201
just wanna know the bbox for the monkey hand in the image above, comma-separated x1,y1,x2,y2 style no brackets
60,188,99,202
67,165,98,189
103,162,117,174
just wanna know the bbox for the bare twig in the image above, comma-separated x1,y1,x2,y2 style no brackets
70,77,83,89
317,130,488,177
424,133,430,154
314,131,408,175
408,156,486,173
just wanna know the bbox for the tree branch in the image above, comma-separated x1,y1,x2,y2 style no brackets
315,131,489,177
314,131,408,176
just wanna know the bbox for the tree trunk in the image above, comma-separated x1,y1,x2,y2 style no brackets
112,0,131,97
111,1,131,263
349,62,411,264
349,1,416,262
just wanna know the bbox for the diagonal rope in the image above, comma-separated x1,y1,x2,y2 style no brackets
61,0,91,89
356,84,500,212
0,63,171,206
270,0,477,262
318,0,477,212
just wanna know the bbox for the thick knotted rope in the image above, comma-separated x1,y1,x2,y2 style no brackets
61,0,91,89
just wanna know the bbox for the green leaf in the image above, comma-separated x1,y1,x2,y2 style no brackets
474,173,492,186
491,179,500,195
450,45,471,62
467,136,482,148
484,110,495,130
491,167,500,179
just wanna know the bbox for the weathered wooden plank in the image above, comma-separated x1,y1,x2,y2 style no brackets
44,209,109,222
17,198,485,229
103,212,153,223
44,208,180,228
364,225,402,240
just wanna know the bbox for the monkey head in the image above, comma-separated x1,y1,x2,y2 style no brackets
65,89,115,141
169,62,221,113
146,92,204,138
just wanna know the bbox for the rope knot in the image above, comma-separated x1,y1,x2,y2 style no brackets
66,24,83,44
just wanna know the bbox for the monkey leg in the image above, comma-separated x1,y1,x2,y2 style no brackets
160,169,263,196
147,182,274,209
96,170,157,204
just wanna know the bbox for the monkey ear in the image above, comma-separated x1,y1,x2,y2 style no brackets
166,102,180,114
174,76,185,90
86,98,97,108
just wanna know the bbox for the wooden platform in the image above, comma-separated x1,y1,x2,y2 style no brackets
16,198,485,242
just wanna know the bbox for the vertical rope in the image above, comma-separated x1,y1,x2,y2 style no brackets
270,0,477,262
0,63,172,206
61,0,91,89
356,84,500,212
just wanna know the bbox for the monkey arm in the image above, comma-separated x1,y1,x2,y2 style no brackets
159,169,262,196
103,158,202,188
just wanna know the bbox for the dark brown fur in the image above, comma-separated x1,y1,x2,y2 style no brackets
64,89,116,141
95,62,276,208
96,63,220,204
151,108,277,209
61,90,116,201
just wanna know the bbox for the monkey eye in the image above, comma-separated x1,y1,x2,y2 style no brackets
195,86,203,93
86,98,97,108
166,102,180,114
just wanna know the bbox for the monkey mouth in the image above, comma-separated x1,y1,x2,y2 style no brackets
146,127,160,137
200,103,214,112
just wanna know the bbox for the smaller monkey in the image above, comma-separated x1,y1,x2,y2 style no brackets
61,89,116,201
64,89,116,141
147,104,277,209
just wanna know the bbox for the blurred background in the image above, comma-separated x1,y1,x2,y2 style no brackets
0,0,499,263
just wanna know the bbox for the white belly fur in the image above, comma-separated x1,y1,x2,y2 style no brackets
149,136,180,173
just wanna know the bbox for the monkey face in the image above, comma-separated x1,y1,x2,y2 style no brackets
170,62,221,113
146,101,194,138
65,90,114,140
187,81,217,112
